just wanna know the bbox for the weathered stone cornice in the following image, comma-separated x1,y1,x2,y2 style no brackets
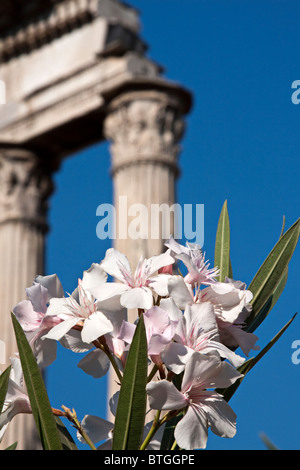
0,0,141,62
0,1,192,161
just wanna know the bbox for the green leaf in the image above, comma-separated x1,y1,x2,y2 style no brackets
259,432,279,450
54,416,78,450
112,314,148,450
4,442,18,450
246,267,288,333
160,413,183,450
0,365,11,416
214,200,231,282
245,218,300,330
11,313,63,450
218,313,297,402
279,215,286,239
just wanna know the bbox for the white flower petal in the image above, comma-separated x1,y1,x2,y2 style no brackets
46,297,73,317
161,342,194,374
165,236,189,256
82,263,108,299
13,301,41,332
174,406,208,450
167,276,193,309
120,287,153,310
25,282,48,314
202,394,237,439
146,250,175,277
77,349,110,378
184,302,217,336
78,414,113,444
81,312,113,344
159,297,183,323
94,283,129,302
181,352,221,392
146,380,187,411
34,274,64,299
43,317,80,341
101,248,132,282
33,337,57,368
203,340,245,368
118,320,136,345
221,324,259,356
60,329,93,353
148,274,173,297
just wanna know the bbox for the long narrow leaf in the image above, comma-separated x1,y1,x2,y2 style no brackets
4,441,18,450
54,416,78,450
246,267,288,333
160,413,183,450
0,365,11,416
11,313,63,450
246,219,300,329
214,200,231,282
218,313,297,402
112,314,148,450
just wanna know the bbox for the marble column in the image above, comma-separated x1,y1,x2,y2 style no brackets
104,89,186,274
0,146,54,449
103,89,188,417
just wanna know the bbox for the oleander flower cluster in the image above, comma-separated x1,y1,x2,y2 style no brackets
1,236,260,450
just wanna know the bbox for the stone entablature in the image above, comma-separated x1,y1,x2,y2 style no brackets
0,0,144,63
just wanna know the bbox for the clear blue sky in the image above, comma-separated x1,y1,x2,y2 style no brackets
45,0,300,450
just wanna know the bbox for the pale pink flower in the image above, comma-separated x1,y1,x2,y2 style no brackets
77,303,128,378
146,351,242,450
165,236,219,287
13,274,64,368
44,264,113,345
77,414,165,450
201,278,259,355
161,301,245,373
0,357,32,442
167,275,259,357
118,306,178,366
93,248,175,310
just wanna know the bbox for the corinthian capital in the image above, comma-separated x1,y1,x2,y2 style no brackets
103,90,186,175
0,148,54,230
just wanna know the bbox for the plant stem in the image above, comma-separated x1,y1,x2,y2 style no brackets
171,439,178,450
61,406,97,451
103,343,123,384
139,410,161,450
94,337,123,384
147,364,158,383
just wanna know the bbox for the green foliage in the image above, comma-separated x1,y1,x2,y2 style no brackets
0,365,11,418
213,202,299,403
112,314,148,450
0,201,297,451
54,416,78,450
217,313,297,402
11,313,63,450
245,218,299,332
214,199,231,282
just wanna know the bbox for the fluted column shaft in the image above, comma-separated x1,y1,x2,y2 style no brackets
104,90,186,270
103,89,187,418
0,147,53,449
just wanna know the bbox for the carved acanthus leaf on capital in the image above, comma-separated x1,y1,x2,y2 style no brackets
0,149,54,229
103,92,185,174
